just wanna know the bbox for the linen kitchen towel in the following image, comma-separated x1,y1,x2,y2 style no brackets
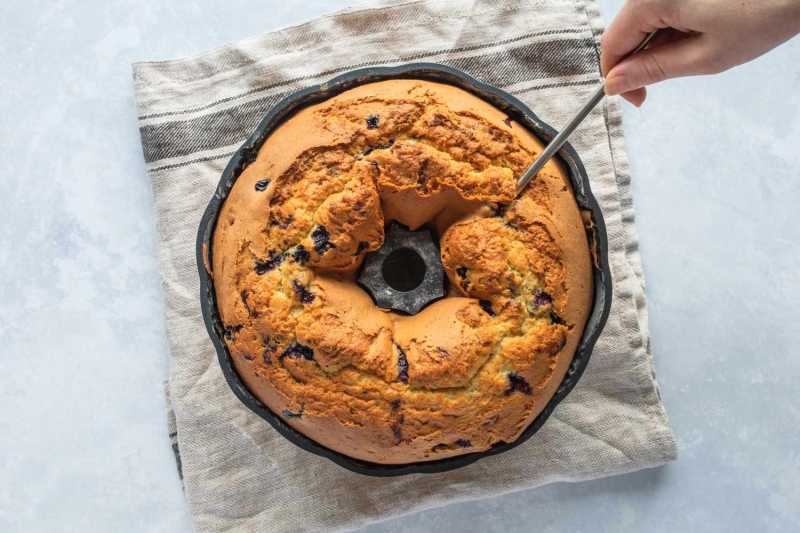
132,0,678,531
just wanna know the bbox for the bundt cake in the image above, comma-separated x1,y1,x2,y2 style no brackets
211,79,593,464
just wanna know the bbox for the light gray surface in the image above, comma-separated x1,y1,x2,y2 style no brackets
0,0,798,531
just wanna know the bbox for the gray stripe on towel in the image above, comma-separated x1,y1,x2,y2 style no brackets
141,37,597,165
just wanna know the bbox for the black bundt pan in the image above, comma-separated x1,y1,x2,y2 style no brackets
197,63,613,477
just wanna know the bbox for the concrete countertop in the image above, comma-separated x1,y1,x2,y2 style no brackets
1,0,798,531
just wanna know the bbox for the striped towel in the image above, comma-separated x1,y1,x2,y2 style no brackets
132,0,677,531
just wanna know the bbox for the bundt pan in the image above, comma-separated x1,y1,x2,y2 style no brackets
197,63,613,476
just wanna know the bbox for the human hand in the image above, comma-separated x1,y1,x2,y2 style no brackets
601,0,800,106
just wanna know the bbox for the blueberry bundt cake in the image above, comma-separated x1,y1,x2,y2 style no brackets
211,79,593,464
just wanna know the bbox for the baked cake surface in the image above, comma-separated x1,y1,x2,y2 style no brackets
211,79,593,464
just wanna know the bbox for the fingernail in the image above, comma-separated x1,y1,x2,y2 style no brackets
605,75,633,97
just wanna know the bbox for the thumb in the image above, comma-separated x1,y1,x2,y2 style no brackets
605,36,707,96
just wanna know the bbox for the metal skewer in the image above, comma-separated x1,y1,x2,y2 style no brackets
516,29,663,195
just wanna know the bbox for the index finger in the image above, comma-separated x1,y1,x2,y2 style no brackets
600,1,674,76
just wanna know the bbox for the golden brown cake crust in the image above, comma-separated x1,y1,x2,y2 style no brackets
211,80,593,464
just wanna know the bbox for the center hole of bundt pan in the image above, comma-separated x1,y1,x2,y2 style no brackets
382,248,426,292
358,223,446,315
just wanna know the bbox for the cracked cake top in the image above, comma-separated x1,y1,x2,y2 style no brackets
211,79,593,464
